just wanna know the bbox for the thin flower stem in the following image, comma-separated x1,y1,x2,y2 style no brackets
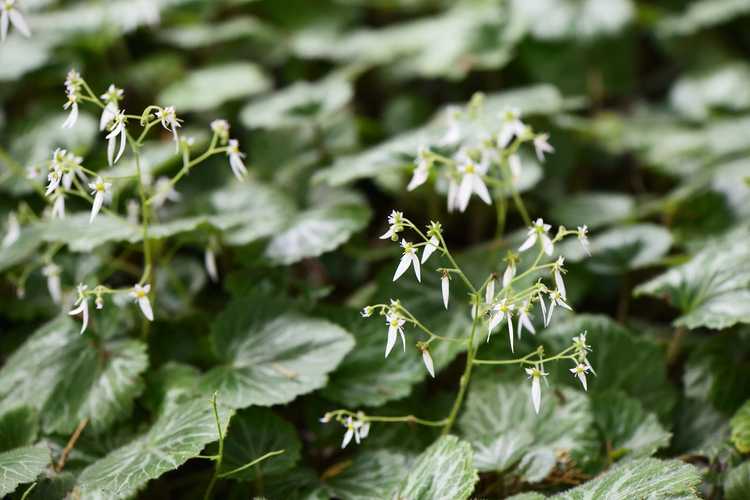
203,393,225,500
435,231,476,293
474,345,578,365
325,409,447,427
55,418,89,472
397,306,464,343
442,306,480,435
217,450,286,479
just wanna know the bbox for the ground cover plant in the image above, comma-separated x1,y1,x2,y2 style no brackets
1,0,750,498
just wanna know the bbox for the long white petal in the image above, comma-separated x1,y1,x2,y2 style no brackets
520,313,535,336
441,276,449,309
107,135,116,166
138,296,154,321
447,180,458,212
89,192,104,223
457,175,473,212
502,264,515,288
115,128,127,164
410,253,421,282
400,330,406,351
485,279,495,304
555,269,566,300
9,10,30,37
472,175,492,205
538,296,547,325
342,429,354,449
422,350,435,378
557,297,573,311
508,319,514,353
1,11,9,41
48,276,62,304
531,378,541,414
545,300,556,327
421,236,438,264
488,311,503,338
205,249,218,282
541,234,554,256
69,300,89,334
393,254,412,282
518,233,537,252
385,326,397,357
578,372,588,391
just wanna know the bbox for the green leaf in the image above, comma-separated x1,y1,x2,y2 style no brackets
592,391,671,460
725,461,750,500
159,16,277,49
459,379,597,482
511,0,634,40
0,37,50,81
635,225,750,330
0,316,148,434
322,449,410,500
550,192,635,229
543,315,676,419
0,224,44,273
561,223,672,273
394,435,477,500
0,406,39,452
658,0,750,37
77,397,233,499
0,446,50,497
157,63,271,112
218,407,301,480
731,400,750,453
551,458,701,499
199,299,354,408
669,62,750,121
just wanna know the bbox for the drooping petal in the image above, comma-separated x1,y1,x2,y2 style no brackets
399,329,406,351
540,234,554,256
441,275,450,309
421,236,439,264
518,233,537,252
519,312,535,338
502,263,515,288
422,350,435,378
578,372,588,391
472,175,492,205
69,300,89,334
114,128,127,164
89,192,104,223
555,268,566,300
457,174,473,212
205,249,218,282
531,377,541,414
407,167,428,191
538,296,547,325
385,326,398,358
545,300,556,327
393,254,412,282
341,428,354,449
137,296,154,321
507,318,514,353
410,252,421,282
1,11,9,41
447,180,459,212
485,278,495,304
8,9,30,37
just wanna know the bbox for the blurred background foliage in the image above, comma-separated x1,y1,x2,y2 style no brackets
1,0,750,498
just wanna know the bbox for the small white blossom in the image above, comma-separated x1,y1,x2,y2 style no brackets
525,364,548,414
456,152,491,212
544,289,572,327
341,416,366,448
1,0,30,42
42,263,62,304
518,218,553,256
533,133,554,162
46,162,63,196
99,84,123,131
88,177,111,223
502,259,516,288
421,235,439,264
68,283,90,334
497,108,525,148
210,119,230,144
517,300,536,339
155,106,181,150
51,193,66,219
421,347,435,378
577,225,591,256
62,93,79,129
106,110,128,166
227,139,247,181
570,363,590,391
407,145,431,191
379,210,404,240
393,239,421,282
488,299,514,352
385,314,406,357
552,256,567,300
95,295,104,310
361,306,373,318
441,272,450,309
2,212,20,248
130,283,154,321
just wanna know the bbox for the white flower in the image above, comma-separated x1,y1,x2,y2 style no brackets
544,289,572,327
88,177,111,223
99,84,123,130
361,306,373,318
155,106,181,150
64,69,82,93
552,256,567,300
68,284,90,334
227,139,247,181
570,363,590,391
421,347,435,378
421,235,439,264
45,165,63,196
502,260,516,288
485,276,496,304
533,133,554,162
525,364,548,414
62,93,79,129
517,300,535,339
130,283,154,321
205,247,218,283
518,218,553,256
51,193,66,219
393,239,421,282
95,295,104,310
379,210,403,240
152,177,180,208
106,110,128,166
488,299,514,352
408,146,431,191
456,153,491,212
497,108,525,148
2,212,20,248
211,119,230,144
577,225,591,256
385,314,406,357
508,153,522,182
1,0,30,42
341,416,365,449
441,272,450,309
42,263,62,304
